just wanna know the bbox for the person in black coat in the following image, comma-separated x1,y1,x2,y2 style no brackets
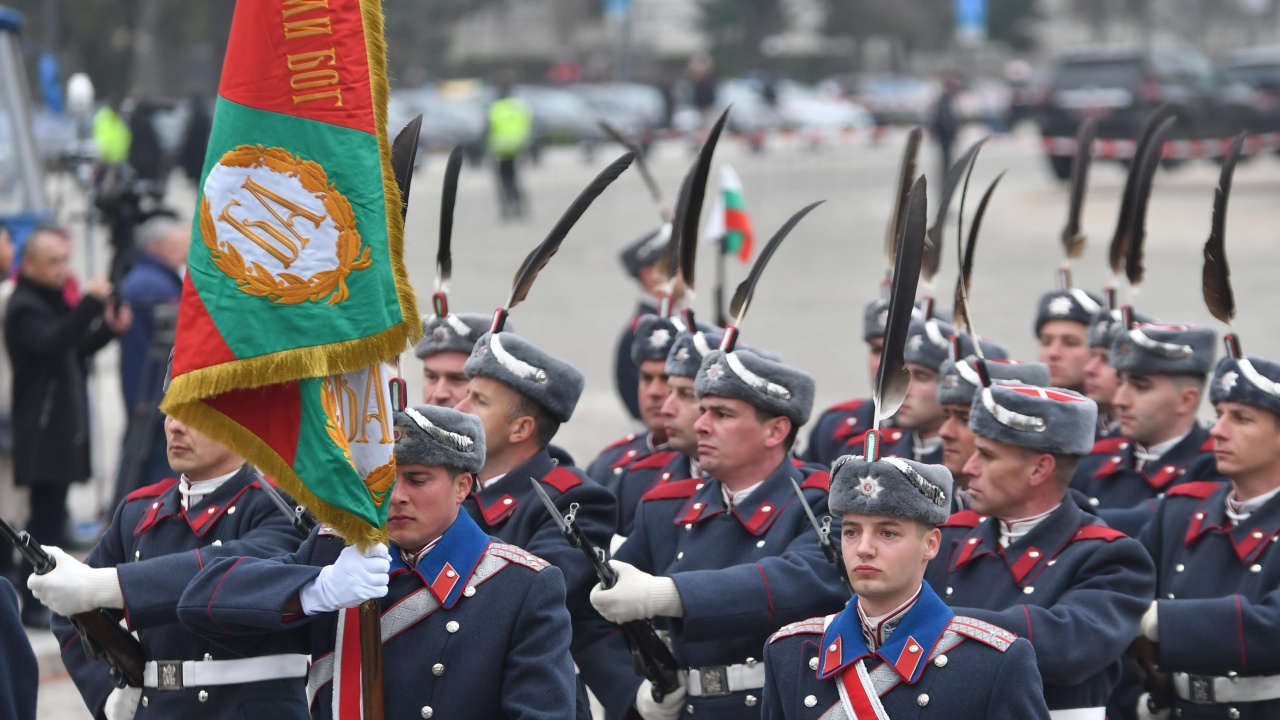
0,577,36,720
4,229,130,626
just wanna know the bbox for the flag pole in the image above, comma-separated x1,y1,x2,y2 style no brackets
360,599,385,720
715,233,728,327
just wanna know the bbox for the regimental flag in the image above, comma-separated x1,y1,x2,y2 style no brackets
161,0,417,544
702,164,755,262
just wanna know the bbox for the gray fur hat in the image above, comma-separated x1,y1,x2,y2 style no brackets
1087,307,1151,349
903,318,1010,369
1210,355,1280,417
694,349,814,425
937,359,1051,407
1035,288,1104,336
969,383,1098,455
631,314,681,366
393,405,486,474
619,224,671,278
864,298,954,342
1110,322,1217,376
414,313,503,359
464,332,584,423
666,329,724,379
829,453,953,526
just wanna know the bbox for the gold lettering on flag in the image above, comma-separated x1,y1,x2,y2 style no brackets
280,2,342,106
219,176,323,268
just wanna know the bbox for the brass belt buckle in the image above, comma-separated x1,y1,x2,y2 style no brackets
1187,675,1215,704
156,661,184,691
698,666,730,697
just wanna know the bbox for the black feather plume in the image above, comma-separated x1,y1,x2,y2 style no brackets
1203,133,1245,326
953,171,1005,343
662,170,694,289
436,146,463,290
1126,116,1177,289
670,107,729,296
886,128,923,273
1109,105,1175,278
390,114,423,223
1061,118,1095,261
506,152,634,309
599,120,669,220
728,201,824,325
924,137,987,284
876,176,927,426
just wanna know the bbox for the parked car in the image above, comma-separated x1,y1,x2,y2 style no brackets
774,80,874,132
852,74,935,126
1039,45,1259,178
1220,46,1280,137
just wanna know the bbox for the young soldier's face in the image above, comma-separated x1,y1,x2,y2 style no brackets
896,364,944,435
1211,401,1280,481
637,360,670,437
422,352,470,408
938,403,976,484
841,514,939,613
962,436,1037,520
1112,372,1195,445
661,376,700,456
1038,321,1090,390
387,463,470,553
1083,346,1119,408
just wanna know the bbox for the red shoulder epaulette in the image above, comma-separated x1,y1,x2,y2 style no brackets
943,509,984,529
540,467,583,494
800,471,831,492
1072,524,1128,543
829,398,868,413
126,478,179,503
948,616,1015,652
1090,436,1128,455
600,433,639,453
488,543,551,572
1200,437,1215,453
642,478,703,502
1167,480,1222,500
769,616,827,643
628,450,679,471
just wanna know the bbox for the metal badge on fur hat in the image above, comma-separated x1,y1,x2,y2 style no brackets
969,381,1098,455
937,359,1050,407
464,332,584,423
666,329,722,379
1087,307,1151,349
694,349,814,426
1109,318,1216,376
828,454,953,526
1211,356,1280,417
1035,287,1102,335
631,314,681,365
394,405,485,474
414,313,500,359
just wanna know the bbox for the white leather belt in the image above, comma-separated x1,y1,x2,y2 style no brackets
144,655,310,690
1048,708,1105,720
1175,671,1280,704
686,662,766,697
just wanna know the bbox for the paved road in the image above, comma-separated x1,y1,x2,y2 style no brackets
34,125,1280,717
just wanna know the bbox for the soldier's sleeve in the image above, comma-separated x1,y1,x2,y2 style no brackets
613,495,657,574
985,638,1051,719
1154,579,1280,674
52,501,131,718
671,493,847,642
116,497,304,630
0,579,36,720
523,482,617,618
953,536,1155,686
176,529,333,638
572,615,644,720
501,564,578,720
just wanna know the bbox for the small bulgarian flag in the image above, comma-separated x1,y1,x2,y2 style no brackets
703,164,755,262
160,0,418,544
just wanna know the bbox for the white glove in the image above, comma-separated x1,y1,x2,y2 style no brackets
27,546,122,617
299,543,391,615
1140,600,1159,641
635,675,687,720
103,686,142,720
590,559,682,624
1136,693,1171,720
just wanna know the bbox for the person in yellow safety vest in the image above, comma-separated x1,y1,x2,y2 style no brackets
92,103,132,165
487,85,533,220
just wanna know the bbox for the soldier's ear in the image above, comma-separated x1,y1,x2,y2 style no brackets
922,526,942,561
761,415,791,450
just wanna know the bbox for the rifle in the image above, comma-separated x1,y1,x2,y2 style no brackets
1128,636,1175,711
254,472,317,538
0,518,145,688
529,479,681,701
789,478,855,596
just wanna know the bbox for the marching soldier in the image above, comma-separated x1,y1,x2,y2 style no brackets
178,405,577,720
933,377,1156,718
1034,283,1103,393
454,330,633,719
414,313,495,408
588,314,679,488
31,417,308,719
592,348,848,718
1071,320,1222,535
761,445,1051,719
1082,305,1149,438
615,226,678,422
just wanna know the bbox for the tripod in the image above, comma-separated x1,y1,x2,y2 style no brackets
111,302,177,511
